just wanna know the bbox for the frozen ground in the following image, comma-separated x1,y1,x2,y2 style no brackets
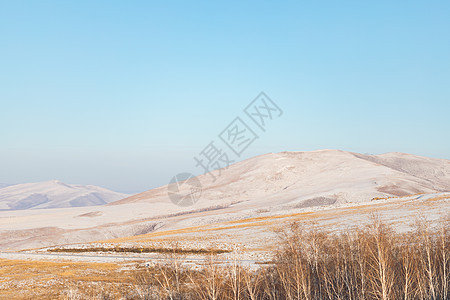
1,192,448,265
0,150,449,256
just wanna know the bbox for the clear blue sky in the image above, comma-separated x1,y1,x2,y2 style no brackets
1,1,449,193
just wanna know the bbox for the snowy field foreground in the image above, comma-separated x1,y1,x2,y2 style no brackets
1,191,448,264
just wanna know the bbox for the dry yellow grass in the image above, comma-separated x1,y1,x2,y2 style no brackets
426,195,450,202
1,212,448,300
99,212,317,245
0,258,132,299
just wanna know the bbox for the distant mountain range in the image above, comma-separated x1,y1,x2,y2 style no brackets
0,180,129,210
0,184,11,189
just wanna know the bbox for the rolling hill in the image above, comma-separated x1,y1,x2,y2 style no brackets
111,149,450,208
0,180,129,210
0,150,448,250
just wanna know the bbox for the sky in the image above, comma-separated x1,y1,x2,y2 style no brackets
1,1,449,193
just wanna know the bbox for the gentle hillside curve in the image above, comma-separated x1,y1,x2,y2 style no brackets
111,150,450,208
0,150,448,250
0,180,130,210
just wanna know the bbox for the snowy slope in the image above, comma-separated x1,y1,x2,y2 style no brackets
112,150,450,208
0,150,448,250
0,180,129,210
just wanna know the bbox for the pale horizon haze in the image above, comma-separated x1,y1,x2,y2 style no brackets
1,1,449,193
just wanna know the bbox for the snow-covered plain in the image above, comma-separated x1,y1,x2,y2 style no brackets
0,150,449,252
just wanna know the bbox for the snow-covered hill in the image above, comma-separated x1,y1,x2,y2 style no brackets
0,180,129,210
112,150,450,208
0,150,448,250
